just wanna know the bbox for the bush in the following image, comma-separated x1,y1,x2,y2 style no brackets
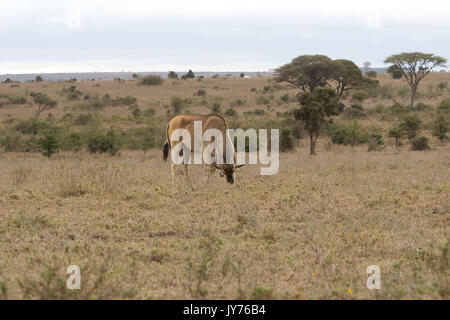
279,129,294,152
224,108,237,117
138,75,164,86
411,136,430,150
109,96,137,106
87,132,119,155
351,90,369,102
280,94,290,103
60,132,82,152
367,133,384,151
38,132,59,157
182,70,195,79
328,122,367,146
210,103,221,114
62,86,82,100
230,99,246,107
7,96,28,105
73,113,94,126
432,113,449,141
195,89,206,96
256,95,270,105
343,107,366,119
365,71,377,78
437,99,450,113
401,114,421,139
170,97,185,114
415,102,432,111
15,118,49,135
389,103,408,116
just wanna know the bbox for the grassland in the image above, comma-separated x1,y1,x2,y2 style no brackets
0,73,448,299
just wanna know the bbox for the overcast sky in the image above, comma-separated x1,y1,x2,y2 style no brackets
1,0,449,73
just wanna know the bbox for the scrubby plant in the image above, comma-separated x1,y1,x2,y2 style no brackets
87,131,119,155
62,86,83,100
170,97,185,114
388,125,404,147
432,113,449,142
138,75,164,86
224,108,237,117
351,90,369,103
401,114,421,139
38,131,59,157
230,99,246,107
279,129,295,152
411,136,430,150
437,99,450,113
365,71,377,78
210,103,221,114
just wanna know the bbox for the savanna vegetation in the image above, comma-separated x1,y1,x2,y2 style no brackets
0,55,449,299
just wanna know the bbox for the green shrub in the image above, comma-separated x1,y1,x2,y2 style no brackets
401,114,421,139
389,103,408,116
437,99,450,113
280,94,290,103
138,75,164,86
0,134,25,152
411,136,430,150
415,102,433,111
343,107,366,119
279,129,294,152
230,99,246,107
365,71,377,78
224,108,237,117
38,132,59,157
432,113,449,142
195,89,206,96
73,113,94,126
15,118,49,135
109,96,137,106
62,86,82,100
131,107,141,118
328,122,367,146
87,132,119,155
256,95,270,105
210,103,221,114
351,90,369,102
170,97,185,114
7,96,28,105
60,132,82,152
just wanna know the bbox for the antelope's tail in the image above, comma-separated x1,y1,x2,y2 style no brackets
162,123,170,162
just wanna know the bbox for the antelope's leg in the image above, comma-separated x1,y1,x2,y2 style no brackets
184,164,194,191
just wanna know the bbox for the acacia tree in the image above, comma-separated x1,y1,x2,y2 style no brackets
294,87,339,155
333,59,364,98
384,52,447,108
30,92,57,117
275,55,338,92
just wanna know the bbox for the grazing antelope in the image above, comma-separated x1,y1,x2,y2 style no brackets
162,114,244,185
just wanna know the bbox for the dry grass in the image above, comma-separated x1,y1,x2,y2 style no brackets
0,144,448,299
0,74,449,299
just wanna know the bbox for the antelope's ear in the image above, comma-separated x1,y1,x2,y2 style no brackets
234,164,245,169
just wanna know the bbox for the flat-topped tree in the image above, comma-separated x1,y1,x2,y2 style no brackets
275,55,337,92
384,52,447,108
332,59,364,98
30,92,57,117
